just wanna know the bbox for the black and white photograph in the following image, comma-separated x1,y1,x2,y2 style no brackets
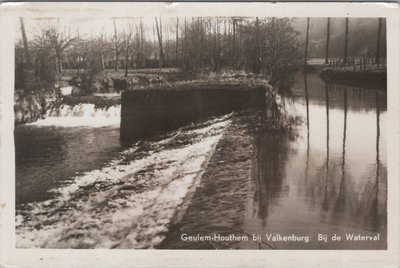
0,2,399,266
12,14,388,249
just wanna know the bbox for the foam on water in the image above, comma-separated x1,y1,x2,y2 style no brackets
16,115,231,248
30,104,121,127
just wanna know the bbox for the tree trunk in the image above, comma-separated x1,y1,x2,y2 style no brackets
59,56,63,73
136,29,140,68
125,35,130,77
140,19,145,68
155,17,165,68
325,18,330,64
255,17,261,74
101,54,105,70
375,18,382,65
19,17,31,66
304,17,310,67
55,53,62,79
176,17,179,62
344,18,349,65
232,18,236,56
199,17,204,70
114,19,119,71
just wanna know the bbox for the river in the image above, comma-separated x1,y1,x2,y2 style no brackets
243,73,387,249
15,72,387,249
160,72,387,249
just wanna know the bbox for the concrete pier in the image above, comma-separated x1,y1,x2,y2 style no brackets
120,84,267,143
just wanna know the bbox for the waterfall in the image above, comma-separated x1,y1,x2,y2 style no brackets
31,103,121,127
16,115,231,248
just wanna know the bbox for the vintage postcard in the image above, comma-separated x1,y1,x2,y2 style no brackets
0,2,399,267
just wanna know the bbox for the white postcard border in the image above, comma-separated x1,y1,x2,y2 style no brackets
0,2,399,267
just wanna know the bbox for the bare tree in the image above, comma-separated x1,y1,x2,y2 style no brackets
232,17,237,56
176,17,179,62
255,17,262,74
155,17,165,67
344,18,349,64
19,17,31,66
325,18,330,64
304,17,310,66
140,18,145,68
124,28,132,77
375,18,383,65
35,20,76,78
112,19,124,71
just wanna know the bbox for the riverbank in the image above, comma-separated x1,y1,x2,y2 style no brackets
14,88,61,125
319,67,387,89
14,68,186,125
63,68,185,93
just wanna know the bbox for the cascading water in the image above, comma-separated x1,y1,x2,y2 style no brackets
16,113,232,249
30,103,121,127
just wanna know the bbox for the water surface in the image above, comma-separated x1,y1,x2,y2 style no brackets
15,124,121,205
15,74,387,249
245,73,387,249
161,73,387,249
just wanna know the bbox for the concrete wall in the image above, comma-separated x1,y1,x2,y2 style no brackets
121,85,267,143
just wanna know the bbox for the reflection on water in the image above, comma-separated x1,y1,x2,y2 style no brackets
245,73,387,249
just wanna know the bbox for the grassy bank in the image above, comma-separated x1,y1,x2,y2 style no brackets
319,67,387,89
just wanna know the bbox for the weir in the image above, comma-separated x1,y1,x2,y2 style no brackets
120,84,267,143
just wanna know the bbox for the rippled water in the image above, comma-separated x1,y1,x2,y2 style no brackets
15,125,121,205
15,104,122,205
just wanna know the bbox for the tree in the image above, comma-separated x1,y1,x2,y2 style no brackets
263,18,302,87
112,19,124,71
37,20,76,77
344,18,349,64
31,32,58,85
254,17,262,73
124,29,132,77
139,19,146,68
375,18,383,65
304,17,310,66
16,17,32,89
176,17,179,62
20,17,31,67
155,17,165,67
325,18,331,64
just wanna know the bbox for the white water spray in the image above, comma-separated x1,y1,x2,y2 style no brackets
30,103,121,127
